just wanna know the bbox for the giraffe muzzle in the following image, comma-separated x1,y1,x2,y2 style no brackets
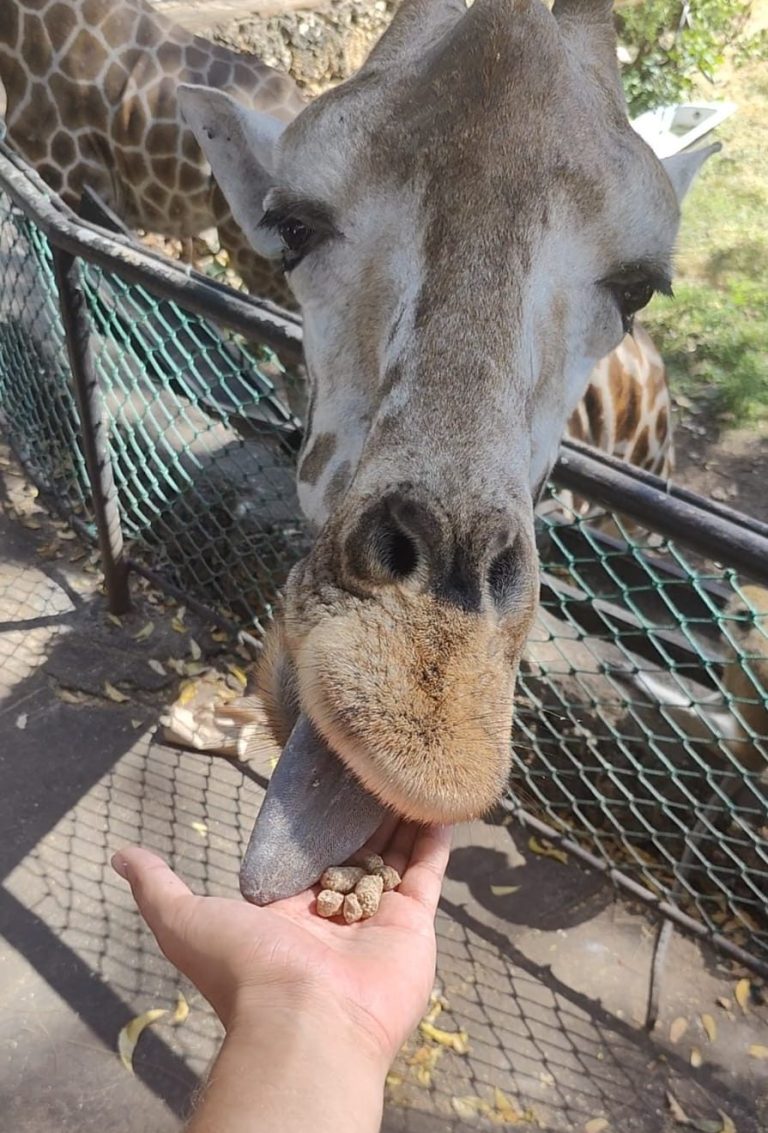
239,713,388,905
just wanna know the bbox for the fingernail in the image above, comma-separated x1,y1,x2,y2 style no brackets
111,852,129,879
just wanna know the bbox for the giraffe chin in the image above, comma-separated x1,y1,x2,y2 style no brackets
239,713,388,905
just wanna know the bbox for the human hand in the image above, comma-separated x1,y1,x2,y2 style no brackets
111,821,452,1067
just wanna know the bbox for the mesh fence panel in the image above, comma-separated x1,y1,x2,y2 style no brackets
0,186,766,965
0,200,90,518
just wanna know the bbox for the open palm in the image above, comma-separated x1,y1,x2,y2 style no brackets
113,822,451,1064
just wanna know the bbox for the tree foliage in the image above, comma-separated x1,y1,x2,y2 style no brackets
616,0,756,116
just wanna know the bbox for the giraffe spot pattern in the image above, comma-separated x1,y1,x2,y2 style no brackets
122,148,150,185
103,60,129,101
185,45,210,71
60,28,109,79
656,406,668,444
0,4,20,46
178,160,204,193
21,13,51,78
37,161,64,192
45,3,79,52
51,131,76,168
145,121,179,156
26,81,59,140
629,425,650,468
324,461,352,510
299,433,338,486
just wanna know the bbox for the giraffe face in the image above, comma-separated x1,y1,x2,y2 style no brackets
180,0,715,902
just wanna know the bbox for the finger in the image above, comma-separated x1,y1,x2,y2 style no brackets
360,812,401,856
111,846,194,943
381,820,420,878
398,824,453,914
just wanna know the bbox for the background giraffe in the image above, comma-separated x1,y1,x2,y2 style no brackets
557,323,674,530
0,0,304,303
0,0,674,482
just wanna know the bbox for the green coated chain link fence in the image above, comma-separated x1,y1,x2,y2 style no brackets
0,156,766,991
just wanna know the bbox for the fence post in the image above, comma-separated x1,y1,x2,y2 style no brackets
51,243,131,615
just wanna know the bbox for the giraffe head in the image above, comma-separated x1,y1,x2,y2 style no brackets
180,0,715,901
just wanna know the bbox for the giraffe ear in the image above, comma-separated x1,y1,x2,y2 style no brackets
178,84,287,259
662,142,721,205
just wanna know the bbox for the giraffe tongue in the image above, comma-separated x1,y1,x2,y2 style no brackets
239,714,388,905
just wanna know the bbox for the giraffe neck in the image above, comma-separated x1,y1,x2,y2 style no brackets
567,324,675,479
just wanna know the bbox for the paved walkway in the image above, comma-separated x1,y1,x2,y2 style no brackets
1,440,766,1132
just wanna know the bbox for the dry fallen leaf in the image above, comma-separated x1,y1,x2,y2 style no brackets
418,1020,470,1054
211,629,229,643
147,659,166,676
171,992,189,1025
716,997,732,1012
171,616,187,634
15,713,28,730
748,1044,768,1060
54,686,88,705
118,1008,167,1073
490,884,521,897
104,681,130,703
667,1090,690,1125
408,1043,442,1087
584,1119,609,1133
528,835,568,865
385,1073,403,1088
735,979,751,1015
177,681,197,707
228,664,248,689
718,1111,736,1133
423,993,447,1026
107,613,123,627
700,1014,717,1043
670,1017,689,1044
133,621,154,641
493,1088,525,1125
690,1047,703,1069
452,1091,533,1127
189,638,202,661
452,1096,491,1121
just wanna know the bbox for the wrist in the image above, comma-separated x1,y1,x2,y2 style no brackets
228,992,391,1081
193,999,387,1133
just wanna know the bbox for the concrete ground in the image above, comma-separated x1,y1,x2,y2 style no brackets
1,442,766,1133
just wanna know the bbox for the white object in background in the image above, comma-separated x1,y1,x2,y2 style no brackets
631,102,737,159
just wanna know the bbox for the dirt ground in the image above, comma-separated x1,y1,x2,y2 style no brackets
672,413,768,525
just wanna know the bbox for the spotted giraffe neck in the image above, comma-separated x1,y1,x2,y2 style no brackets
0,0,304,302
567,322,674,479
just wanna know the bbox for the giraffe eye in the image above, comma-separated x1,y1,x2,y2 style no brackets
613,279,656,333
602,266,673,335
275,217,314,271
278,217,312,253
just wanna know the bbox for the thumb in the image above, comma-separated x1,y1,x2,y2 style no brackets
112,846,195,948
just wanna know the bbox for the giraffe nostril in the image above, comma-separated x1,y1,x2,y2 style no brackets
374,523,419,580
487,540,523,611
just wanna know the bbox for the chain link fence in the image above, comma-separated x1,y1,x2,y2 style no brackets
0,145,766,997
